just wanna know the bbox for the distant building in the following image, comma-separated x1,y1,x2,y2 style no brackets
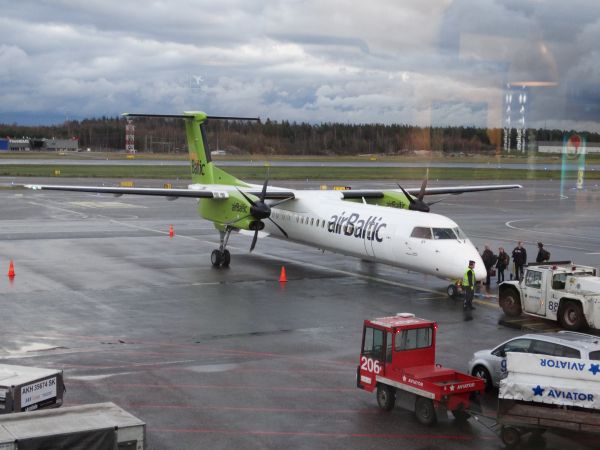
537,141,600,154
9,138,31,151
43,138,79,151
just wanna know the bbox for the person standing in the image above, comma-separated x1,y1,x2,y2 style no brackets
463,260,476,310
481,245,495,286
536,242,550,263
512,241,527,281
496,247,510,283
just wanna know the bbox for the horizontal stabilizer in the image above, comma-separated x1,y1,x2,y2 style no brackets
122,113,260,121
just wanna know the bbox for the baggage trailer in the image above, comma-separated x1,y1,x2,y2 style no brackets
0,364,64,413
357,313,485,425
487,352,600,448
0,402,145,449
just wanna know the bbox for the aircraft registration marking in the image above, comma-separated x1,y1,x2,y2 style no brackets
70,201,147,209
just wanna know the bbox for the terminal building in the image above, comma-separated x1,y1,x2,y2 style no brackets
537,141,600,154
0,137,78,152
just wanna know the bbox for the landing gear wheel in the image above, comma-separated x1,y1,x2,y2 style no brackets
559,301,586,331
414,397,437,426
451,410,471,422
501,426,521,449
447,284,458,298
376,384,395,411
211,250,222,267
472,365,493,392
499,291,522,317
221,249,231,268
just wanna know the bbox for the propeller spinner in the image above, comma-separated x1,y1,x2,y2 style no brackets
236,180,289,251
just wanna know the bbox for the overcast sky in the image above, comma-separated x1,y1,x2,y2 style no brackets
1,0,599,130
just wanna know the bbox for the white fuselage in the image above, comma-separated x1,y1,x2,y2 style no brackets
257,190,486,281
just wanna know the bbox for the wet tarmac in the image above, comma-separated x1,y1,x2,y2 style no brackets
0,178,598,449
2,157,600,172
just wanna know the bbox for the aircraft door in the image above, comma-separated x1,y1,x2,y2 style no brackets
362,218,382,258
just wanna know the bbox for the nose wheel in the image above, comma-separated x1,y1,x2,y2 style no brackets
211,249,231,267
211,227,232,268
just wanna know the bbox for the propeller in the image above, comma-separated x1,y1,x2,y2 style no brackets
236,180,289,252
397,169,431,212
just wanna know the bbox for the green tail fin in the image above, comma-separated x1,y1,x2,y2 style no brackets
183,111,247,186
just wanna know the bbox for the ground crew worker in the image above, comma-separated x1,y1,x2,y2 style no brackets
463,260,476,310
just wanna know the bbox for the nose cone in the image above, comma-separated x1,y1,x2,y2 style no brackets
462,244,487,281
473,262,487,281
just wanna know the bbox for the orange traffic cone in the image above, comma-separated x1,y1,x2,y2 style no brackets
7,260,15,278
279,266,287,283
169,224,175,238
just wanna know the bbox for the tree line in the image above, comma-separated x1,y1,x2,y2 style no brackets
1,116,597,155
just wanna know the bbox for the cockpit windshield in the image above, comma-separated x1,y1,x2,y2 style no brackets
411,226,463,240
453,227,467,240
432,228,457,240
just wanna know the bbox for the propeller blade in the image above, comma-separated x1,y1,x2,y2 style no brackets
417,168,429,201
236,187,258,207
268,217,288,238
250,228,259,252
397,183,429,212
397,184,416,205
260,179,269,202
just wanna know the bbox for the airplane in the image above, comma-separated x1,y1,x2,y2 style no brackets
25,112,521,291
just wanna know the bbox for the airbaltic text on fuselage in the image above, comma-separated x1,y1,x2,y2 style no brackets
327,212,387,242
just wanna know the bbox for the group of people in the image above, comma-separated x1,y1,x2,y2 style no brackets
463,241,551,312
480,241,551,285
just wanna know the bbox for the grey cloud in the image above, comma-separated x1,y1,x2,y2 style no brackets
0,0,598,131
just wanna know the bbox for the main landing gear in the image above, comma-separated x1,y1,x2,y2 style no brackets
211,227,232,268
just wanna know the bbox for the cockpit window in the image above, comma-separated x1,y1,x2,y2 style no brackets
453,227,466,240
410,227,432,239
432,228,457,239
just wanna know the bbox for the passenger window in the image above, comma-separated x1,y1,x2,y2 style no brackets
502,339,532,354
362,327,384,361
410,227,432,239
557,345,580,359
589,351,600,361
395,327,432,351
386,332,393,363
525,271,542,289
530,340,557,356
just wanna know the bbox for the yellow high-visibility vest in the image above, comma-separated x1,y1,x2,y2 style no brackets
463,268,475,288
